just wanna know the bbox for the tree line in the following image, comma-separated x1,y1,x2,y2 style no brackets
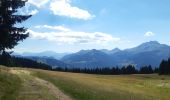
54,58,169,75
0,53,52,70
54,65,158,75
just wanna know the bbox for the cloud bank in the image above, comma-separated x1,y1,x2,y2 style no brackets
35,25,71,31
29,25,120,44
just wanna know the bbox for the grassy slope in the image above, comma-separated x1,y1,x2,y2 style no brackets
11,69,58,100
34,70,170,100
0,66,71,100
0,66,170,100
0,66,21,100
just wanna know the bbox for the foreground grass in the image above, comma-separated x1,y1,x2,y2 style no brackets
1,66,170,100
33,70,170,100
0,66,21,100
0,66,71,100
11,69,59,100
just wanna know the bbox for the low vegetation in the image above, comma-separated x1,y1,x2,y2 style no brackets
0,66,21,100
0,66,71,100
0,66,170,100
34,69,170,100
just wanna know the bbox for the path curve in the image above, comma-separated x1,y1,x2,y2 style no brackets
10,69,72,100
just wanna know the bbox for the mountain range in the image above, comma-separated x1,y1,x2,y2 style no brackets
61,41,170,68
13,51,69,60
13,41,170,69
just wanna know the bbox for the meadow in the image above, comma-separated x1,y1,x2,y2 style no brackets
0,66,170,100
34,69,170,100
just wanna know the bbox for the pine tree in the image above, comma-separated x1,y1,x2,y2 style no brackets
148,65,153,74
0,0,31,53
168,58,170,74
159,59,170,75
0,0,31,65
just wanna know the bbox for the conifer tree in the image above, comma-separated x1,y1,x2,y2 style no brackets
0,0,31,53
159,58,170,75
0,0,31,66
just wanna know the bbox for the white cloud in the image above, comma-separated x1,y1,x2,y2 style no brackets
17,4,38,15
17,0,49,15
50,0,94,20
28,0,50,8
144,31,155,37
28,9,38,15
28,26,120,44
35,25,70,31
26,0,94,20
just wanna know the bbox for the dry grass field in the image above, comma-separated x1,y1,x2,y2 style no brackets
34,69,170,100
0,66,170,100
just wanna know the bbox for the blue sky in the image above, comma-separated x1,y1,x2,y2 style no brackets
14,0,170,53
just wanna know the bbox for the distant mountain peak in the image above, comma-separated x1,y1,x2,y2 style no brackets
101,48,121,54
142,41,160,45
92,49,97,51
125,41,170,53
138,41,163,48
148,40,159,43
112,48,121,51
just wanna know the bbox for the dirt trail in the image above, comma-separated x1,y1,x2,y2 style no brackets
10,69,72,100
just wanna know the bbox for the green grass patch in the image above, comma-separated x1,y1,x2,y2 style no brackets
0,66,22,100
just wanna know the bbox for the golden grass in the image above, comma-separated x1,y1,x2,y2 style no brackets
34,70,170,100
1,66,170,100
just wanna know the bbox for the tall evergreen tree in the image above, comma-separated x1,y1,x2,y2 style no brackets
0,0,31,53
0,0,31,65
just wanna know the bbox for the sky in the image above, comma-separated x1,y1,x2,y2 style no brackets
14,0,170,53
